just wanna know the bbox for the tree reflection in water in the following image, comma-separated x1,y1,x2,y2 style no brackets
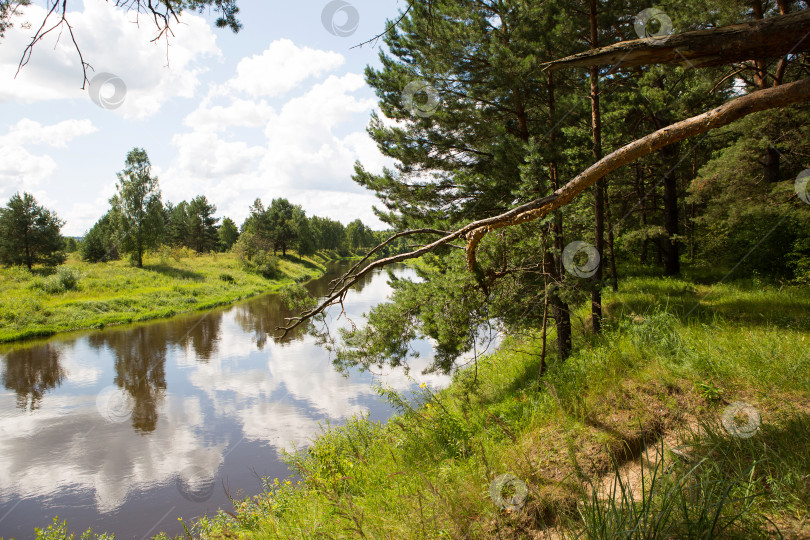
234,262,380,350
183,313,222,361
85,313,224,432
91,327,168,433
1,343,66,411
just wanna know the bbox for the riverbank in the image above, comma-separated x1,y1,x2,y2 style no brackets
0,251,329,344
187,275,810,539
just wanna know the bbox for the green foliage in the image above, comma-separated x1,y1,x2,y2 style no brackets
186,195,220,253
309,215,347,252
345,219,375,249
64,237,78,253
37,266,81,294
0,192,66,270
338,252,489,373
109,148,164,268
266,198,297,256
218,216,239,251
254,251,281,279
32,517,113,540
80,212,119,263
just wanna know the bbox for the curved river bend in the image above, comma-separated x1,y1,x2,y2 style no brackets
0,262,458,539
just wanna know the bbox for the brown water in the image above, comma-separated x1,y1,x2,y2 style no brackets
0,261,456,539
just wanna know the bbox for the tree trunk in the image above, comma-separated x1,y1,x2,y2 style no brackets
546,241,572,361
635,162,649,263
605,178,619,292
662,164,680,275
651,74,680,277
752,0,783,184
589,0,604,333
24,223,32,270
547,70,572,361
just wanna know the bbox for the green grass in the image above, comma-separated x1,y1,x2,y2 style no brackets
186,274,809,540
0,251,326,343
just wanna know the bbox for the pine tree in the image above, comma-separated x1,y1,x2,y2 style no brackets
187,195,219,253
0,192,65,269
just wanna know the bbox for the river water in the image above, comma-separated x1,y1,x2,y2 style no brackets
0,261,461,539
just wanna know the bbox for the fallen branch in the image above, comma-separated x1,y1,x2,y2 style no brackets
277,76,810,338
542,10,810,72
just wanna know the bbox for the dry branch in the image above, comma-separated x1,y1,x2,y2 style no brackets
278,76,810,338
542,10,810,72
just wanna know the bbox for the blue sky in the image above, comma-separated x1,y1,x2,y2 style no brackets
0,0,404,235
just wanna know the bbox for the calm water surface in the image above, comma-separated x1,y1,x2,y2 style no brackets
0,262,456,539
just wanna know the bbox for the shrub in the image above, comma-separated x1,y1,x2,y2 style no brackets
255,251,280,279
38,266,81,294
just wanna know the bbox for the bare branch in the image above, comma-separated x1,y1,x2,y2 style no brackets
350,1,414,50
328,228,449,295
14,0,216,87
277,76,810,338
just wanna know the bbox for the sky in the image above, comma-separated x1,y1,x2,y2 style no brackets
0,0,405,236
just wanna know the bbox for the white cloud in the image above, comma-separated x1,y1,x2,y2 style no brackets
60,181,118,235
0,394,224,513
183,98,275,132
0,118,97,148
170,130,265,178
225,39,344,98
0,0,220,119
0,119,99,216
163,65,390,227
0,145,56,199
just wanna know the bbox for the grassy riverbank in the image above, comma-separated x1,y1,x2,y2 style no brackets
0,251,327,343
185,275,810,539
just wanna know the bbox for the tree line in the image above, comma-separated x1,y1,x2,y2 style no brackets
0,147,386,271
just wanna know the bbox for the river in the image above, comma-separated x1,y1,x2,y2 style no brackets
0,261,469,539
